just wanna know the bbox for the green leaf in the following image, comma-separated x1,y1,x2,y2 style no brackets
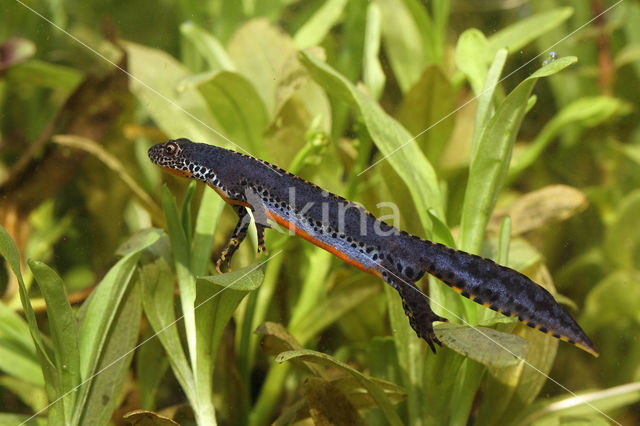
293,0,347,49
582,271,640,330
427,209,456,248
0,225,61,421
124,41,224,143
139,257,195,402
459,57,578,255
180,21,235,72
471,48,508,152
434,323,529,368
77,230,160,378
276,349,404,426
508,96,631,183
29,260,80,421
290,281,378,345
192,264,264,419
5,59,83,91
136,329,169,410
487,7,573,58
79,283,142,425
604,189,640,270
299,50,444,230
0,302,43,386
197,71,269,158
455,29,489,94
227,19,297,117
383,285,424,423
194,265,264,363
74,229,160,424
375,0,424,92
191,189,225,276
396,65,456,164
363,2,385,99
181,180,197,245
513,381,640,426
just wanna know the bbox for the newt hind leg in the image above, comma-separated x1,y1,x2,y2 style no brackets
385,271,448,353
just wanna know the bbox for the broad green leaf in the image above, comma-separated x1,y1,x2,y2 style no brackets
180,21,235,72
139,257,195,402
79,283,142,425
6,59,82,91
181,180,197,246
193,264,264,414
434,323,528,368
0,302,43,386
293,0,347,49
375,0,424,92
116,228,164,257
276,349,403,426
191,189,225,276
508,96,631,183
582,271,640,331
604,189,640,270
0,341,44,387
459,57,577,255
363,2,384,99
396,65,456,164
197,71,269,158
289,249,333,330
299,50,444,229
472,48,508,152
124,41,224,144
227,19,297,117
0,225,61,421
403,0,447,64
195,261,264,424
302,377,366,425
513,381,640,426
136,329,169,410
77,230,160,378
384,285,424,423
160,185,207,419
74,229,160,424
290,280,378,345
497,216,511,265
427,209,456,248
29,260,80,421
487,7,573,58
455,29,489,94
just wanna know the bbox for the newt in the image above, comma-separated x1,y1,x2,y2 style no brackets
148,138,598,357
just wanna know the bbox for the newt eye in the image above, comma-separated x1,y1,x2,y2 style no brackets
165,143,177,154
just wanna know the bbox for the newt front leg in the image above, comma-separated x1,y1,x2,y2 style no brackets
216,205,251,273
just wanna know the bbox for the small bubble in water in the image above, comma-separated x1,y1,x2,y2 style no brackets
542,51,559,66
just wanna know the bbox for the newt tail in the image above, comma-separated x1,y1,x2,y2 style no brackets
148,138,598,357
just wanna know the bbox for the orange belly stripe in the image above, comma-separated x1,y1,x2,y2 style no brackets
265,210,381,278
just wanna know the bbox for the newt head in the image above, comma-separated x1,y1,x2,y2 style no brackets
148,138,218,180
